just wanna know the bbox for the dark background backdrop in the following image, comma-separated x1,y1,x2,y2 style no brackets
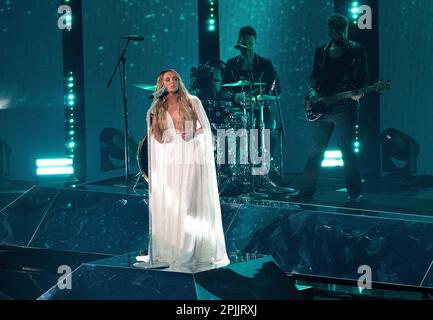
0,0,432,183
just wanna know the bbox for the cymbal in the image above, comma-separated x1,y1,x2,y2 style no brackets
134,83,157,91
222,80,267,87
255,94,280,101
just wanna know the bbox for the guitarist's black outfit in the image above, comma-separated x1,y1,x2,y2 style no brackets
296,40,369,200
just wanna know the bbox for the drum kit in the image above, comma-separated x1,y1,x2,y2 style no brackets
215,80,279,198
133,81,290,198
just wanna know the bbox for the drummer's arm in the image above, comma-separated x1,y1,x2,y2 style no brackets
152,114,164,144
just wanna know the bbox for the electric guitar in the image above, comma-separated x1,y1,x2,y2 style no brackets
304,80,391,121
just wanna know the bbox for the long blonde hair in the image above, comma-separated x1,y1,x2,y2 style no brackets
152,69,197,133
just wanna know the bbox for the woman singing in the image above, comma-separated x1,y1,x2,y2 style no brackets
138,69,230,272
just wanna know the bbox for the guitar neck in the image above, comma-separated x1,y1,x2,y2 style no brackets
331,86,374,102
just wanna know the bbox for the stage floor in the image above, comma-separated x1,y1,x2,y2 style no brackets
1,174,433,300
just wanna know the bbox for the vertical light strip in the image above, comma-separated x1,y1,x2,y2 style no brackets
349,1,361,25
207,1,217,31
65,71,76,162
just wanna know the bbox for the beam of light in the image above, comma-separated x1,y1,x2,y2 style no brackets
0,99,11,110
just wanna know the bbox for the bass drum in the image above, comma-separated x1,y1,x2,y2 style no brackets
137,135,149,182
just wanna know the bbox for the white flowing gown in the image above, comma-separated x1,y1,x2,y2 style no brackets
145,95,230,271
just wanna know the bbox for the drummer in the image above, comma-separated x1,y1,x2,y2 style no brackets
222,26,280,110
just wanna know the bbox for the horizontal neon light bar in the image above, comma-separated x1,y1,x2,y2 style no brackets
37,158,73,167
37,167,74,175
324,150,342,159
322,159,344,167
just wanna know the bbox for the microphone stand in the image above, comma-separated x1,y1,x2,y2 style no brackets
107,39,132,185
132,118,169,270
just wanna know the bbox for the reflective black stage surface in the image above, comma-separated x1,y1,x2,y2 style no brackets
1,177,433,300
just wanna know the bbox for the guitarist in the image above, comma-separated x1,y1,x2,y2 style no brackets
288,13,369,203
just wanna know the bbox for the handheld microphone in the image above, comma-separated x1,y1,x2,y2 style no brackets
149,87,167,100
121,35,144,41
